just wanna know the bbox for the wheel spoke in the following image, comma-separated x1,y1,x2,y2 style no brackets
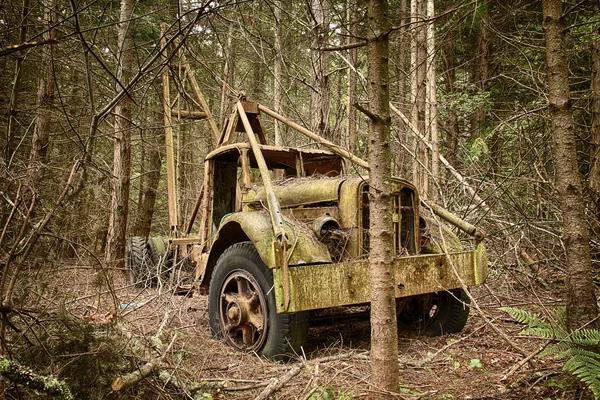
237,278,249,296
248,313,264,332
224,292,239,304
241,325,255,346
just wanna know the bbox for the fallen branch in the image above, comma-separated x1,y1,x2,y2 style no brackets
0,357,73,399
254,352,371,400
501,345,546,381
254,363,304,400
111,306,174,392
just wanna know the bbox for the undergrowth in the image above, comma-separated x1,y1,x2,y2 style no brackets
501,306,600,399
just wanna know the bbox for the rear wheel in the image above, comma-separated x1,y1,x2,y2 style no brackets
398,288,470,336
208,242,308,359
126,237,148,286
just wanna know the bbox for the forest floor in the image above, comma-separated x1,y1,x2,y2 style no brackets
57,263,591,400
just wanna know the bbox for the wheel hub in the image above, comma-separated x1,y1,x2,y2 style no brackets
219,270,268,351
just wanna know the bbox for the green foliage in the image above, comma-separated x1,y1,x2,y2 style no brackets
501,307,600,398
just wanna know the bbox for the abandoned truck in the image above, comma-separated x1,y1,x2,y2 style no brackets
127,101,488,358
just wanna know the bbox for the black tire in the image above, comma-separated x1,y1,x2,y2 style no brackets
208,242,308,359
126,237,148,287
398,288,470,336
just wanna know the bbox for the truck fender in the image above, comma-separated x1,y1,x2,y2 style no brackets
199,211,332,290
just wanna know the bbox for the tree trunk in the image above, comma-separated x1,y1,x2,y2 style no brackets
5,0,29,168
590,32,600,224
134,126,162,238
367,0,399,396
346,0,358,155
426,0,439,200
411,0,428,198
105,0,135,269
310,0,330,139
394,0,408,176
542,0,598,330
274,0,284,146
28,0,56,184
442,38,459,167
470,1,489,139
219,24,235,128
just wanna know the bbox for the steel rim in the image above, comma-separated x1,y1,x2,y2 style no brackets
219,269,268,351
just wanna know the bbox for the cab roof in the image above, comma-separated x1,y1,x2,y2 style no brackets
205,142,345,176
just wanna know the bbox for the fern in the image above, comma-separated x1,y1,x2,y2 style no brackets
501,306,600,398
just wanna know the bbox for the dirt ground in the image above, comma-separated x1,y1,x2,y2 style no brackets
56,263,591,400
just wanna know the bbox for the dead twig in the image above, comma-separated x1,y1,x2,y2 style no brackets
501,345,546,381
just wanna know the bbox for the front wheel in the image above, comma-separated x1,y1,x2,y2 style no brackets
208,242,307,359
397,288,470,336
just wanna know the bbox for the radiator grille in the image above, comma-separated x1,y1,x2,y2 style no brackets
361,185,417,256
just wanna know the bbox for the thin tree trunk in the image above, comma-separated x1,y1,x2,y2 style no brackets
310,0,330,139
413,0,428,198
426,0,439,200
274,0,284,146
5,0,30,168
219,24,235,128
590,33,600,221
394,0,408,175
542,0,598,330
346,0,358,154
28,0,56,183
134,126,162,238
105,0,135,269
470,1,489,139
442,38,459,167
367,0,399,396
410,0,428,196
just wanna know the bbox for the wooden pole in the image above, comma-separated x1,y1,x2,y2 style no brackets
160,29,178,234
237,102,285,239
170,39,220,145
257,103,369,169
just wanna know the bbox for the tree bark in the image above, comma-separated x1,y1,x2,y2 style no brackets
470,1,489,139
346,0,358,154
367,0,399,397
134,126,162,238
274,0,284,146
28,0,56,185
394,0,409,176
542,0,598,330
442,38,459,167
5,0,30,168
219,24,235,128
590,31,600,223
426,0,439,200
310,0,330,139
346,0,358,155
105,0,135,269
411,0,428,198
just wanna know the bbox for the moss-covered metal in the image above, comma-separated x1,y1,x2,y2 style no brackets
215,211,332,269
273,241,487,313
248,177,346,208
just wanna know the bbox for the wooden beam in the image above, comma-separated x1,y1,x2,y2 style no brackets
174,110,207,120
169,39,220,145
160,28,178,234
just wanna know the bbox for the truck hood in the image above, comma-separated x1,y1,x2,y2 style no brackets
246,176,348,208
